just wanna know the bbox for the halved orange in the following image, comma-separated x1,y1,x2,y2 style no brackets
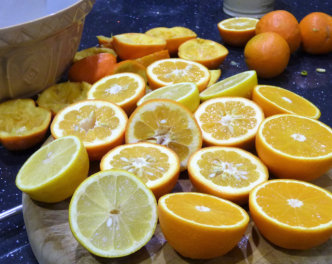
125,99,202,170
112,33,166,60
194,97,264,149
178,38,229,69
249,179,332,249
146,58,210,92
73,47,117,62
100,142,180,198
256,114,332,181
51,100,128,160
218,17,259,47
37,81,91,115
252,85,321,119
188,146,268,204
87,73,145,114
207,69,222,87
113,60,148,83
145,26,197,55
158,192,249,259
0,99,51,150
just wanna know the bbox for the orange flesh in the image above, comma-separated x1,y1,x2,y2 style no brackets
221,18,257,30
152,61,206,83
197,150,260,188
255,181,332,228
165,193,244,226
59,105,119,143
262,116,332,157
198,101,258,140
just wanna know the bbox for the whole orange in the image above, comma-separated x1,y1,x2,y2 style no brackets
244,32,290,78
299,12,332,54
255,10,301,53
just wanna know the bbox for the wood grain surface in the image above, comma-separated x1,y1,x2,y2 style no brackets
23,168,332,264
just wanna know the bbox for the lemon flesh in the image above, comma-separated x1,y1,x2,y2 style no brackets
200,70,257,101
137,82,199,112
15,136,89,203
69,169,158,258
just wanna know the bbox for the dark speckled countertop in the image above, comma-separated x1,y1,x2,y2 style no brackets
0,0,331,263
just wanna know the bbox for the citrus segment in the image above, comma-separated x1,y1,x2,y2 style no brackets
112,33,166,60
158,192,249,259
178,38,229,69
194,97,264,148
252,85,321,119
16,136,89,203
137,82,200,112
100,142,180,198
125,99,202,170
207,69,221,87
51,100,128,160
188,146,268,204
256,114,332,181
69,169,158,257
0,99,51,150
199,70,257,101
145,26,197,55
146,58,210,92
249,179,332,249
218,17,259,47
87,73,146,114
37,82,91,115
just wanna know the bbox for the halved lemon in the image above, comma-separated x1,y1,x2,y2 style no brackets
200,70,257,101
16,136,89,203
146,58,210,92
69,169,158,257
100,142,180,198
137,82,200,112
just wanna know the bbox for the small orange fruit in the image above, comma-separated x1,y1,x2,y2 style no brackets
178,38,229,69
194,97,264,149
252,85,321,119
125,99,202,170
135,49,170,67
51,100,128,160
112,33,166,60
87,73,146,114
158,192,249,259
100,142,180,199
0,99,51,151
249,179,332,249
145,26,197,55
146,58,210,91
256,114,332,181
255,10,301,53
68,53,117,84
218,17,259,47
188,146,268,204
244,32,290,78
299,12,332,54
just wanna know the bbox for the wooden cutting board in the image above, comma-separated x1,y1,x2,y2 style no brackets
23,168,332,264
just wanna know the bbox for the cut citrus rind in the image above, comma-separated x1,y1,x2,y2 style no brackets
100,142,180,198
188,146,268,204
69,169,158,257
